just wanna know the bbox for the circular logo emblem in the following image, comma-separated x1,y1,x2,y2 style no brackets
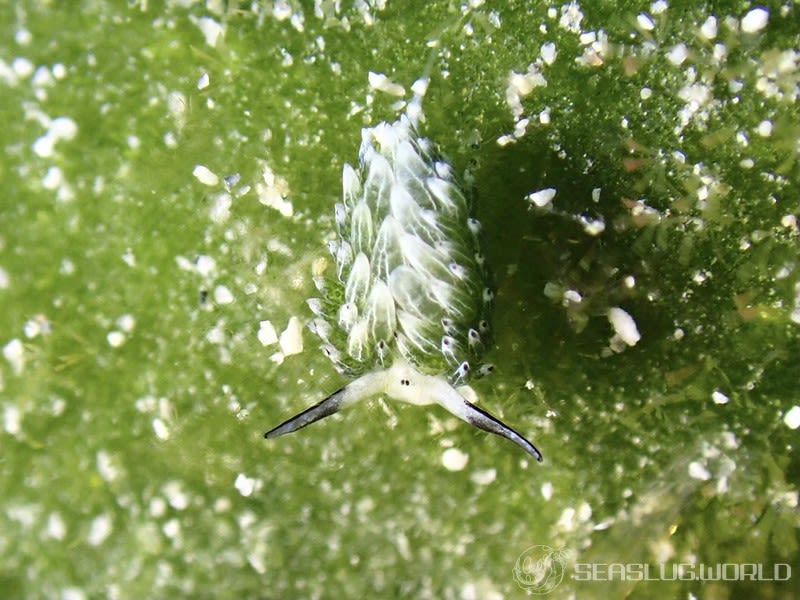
512,545,567,595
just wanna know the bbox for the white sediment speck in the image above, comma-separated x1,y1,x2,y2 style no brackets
193,16,225,47
666,43,688,66
688,460,711,481
470,468,497,485
278,316,303,356
636,13,655,31
700,16,718,39
3,405,21,435
197,72,210,90
541,481,554,500
209,192,232,223
195,255,217,277
106,331,125,347
540,42,557,65
558,2,584,33
234,473,259,497
607,307,641,346
257,320,278,346
651,0,668,14
117,314,135,333
164,480,190,510
46,512,66,540
152,417,170,441
367,71,405,97
755,120,773,137
3,338,25,374
213,285,234,305
711,390,730,405
741,7,769,33
32,116,78,158
87,513,113,546
256,163,293,217
0,266,8,289
526,187,557,207
442,447,469,471
193,165,219,186
783,406,800,430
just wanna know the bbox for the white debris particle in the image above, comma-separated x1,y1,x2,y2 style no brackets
4,405,21,435
3,338,25,375
666,43,688,66
441,447,469,471
106,331,125,347
470,468,497,485
194,254,217,277
167,90,187,129
33,116,78,158
42,166,64,190
15,28,32,45
87,513,113,546
540,42,557,65
506,66,548,118
781,214,797,229
688,460,711,481
46,512,66,540
651,0,668,14
0,266,8,288
209,192,232,223
541,481,554,500
193,164,219,187
700,16,718,39
197,72,210,90
163,518,181,542
205,323,225,344
579,215,605,235
117,314,135,333
741,7,769,33
711,390,730,405
607,307,641,346
526,187,556,207
96,450,119,482
62,588,86,600
257,163,293,217
257,320,278,346
234,473,259,497
640,87,652,100
121,248,136,267
367,71,405,97
194,16,225,47
558,2,584,33
149,497,167,518
12,57,34,78
164,480,190,510
213,285,234,305
53,63,66,79
152,417,170,441
783,406,800,430
539,108,551,124
755,120,773,137
279,316,304,356
636,13,655,31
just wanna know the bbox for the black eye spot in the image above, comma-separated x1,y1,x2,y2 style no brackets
199,289,208,304
400,379,410,386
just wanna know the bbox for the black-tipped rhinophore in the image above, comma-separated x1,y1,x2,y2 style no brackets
265,387,347,439
461,400,543,462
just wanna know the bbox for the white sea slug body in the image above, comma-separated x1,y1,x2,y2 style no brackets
266,90,543,462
